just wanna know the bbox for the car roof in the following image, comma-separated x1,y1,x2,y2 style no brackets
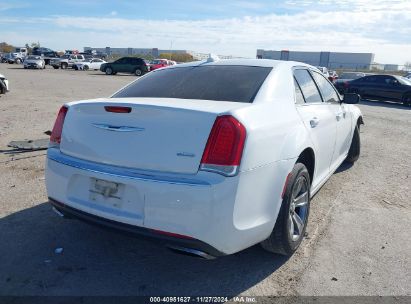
167,59,312,69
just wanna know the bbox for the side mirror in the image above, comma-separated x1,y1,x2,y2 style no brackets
342,93,360,104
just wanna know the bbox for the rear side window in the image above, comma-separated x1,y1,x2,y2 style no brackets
113,65,272,103
294,69,322,103
131,58,142,64
311,71,340,103
294,78,305,104
360,76,376,83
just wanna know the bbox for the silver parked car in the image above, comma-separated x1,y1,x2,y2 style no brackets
24,55,46,69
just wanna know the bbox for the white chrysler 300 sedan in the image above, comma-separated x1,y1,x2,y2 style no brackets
46,59,363,258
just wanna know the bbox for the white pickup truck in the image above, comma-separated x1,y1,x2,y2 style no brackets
50,54,86,69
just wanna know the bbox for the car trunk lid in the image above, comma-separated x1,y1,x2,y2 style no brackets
60,98,249,174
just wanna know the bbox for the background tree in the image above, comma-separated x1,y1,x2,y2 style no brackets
159,53,194,62
31,42,40,48
0,42,14,53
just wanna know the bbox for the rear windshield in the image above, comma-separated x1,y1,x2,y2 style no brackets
112,65,272,103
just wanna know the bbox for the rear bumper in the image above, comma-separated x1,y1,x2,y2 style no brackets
46,148,291,255
49,198,225,257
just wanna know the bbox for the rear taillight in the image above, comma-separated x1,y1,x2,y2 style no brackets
50,106,68,145
200,115,246,177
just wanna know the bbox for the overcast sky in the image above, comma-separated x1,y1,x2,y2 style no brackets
1,0,410,64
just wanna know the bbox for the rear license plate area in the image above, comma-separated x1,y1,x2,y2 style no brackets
89,178,124,208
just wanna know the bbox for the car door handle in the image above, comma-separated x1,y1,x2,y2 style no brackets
310,117,320,128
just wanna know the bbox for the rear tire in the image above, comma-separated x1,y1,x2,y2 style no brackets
61,63,68,69
346,125,360,163
135,68,142,76
261,163,311,256
84,65,89,71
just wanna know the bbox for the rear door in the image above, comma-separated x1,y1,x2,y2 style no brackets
129,58,139,73
294,69,337,185
113,58,127,73
360,76,379,99
311,70,352,170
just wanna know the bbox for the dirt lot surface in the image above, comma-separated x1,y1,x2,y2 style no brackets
0,64,410,296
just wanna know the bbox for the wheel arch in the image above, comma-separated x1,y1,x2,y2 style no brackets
402,91,411,100
296,148,315,185
357,115,364,127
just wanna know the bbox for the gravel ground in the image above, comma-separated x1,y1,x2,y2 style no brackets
0,64,410,297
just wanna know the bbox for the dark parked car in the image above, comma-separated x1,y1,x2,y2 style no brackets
1,53,12,63
32,47,59,58
347,74,411,106
100,57,149,76
334,72,366,94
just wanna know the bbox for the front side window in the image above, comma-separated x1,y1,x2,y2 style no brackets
376,75,396,85
311,71,340,103
113,65,272,103
293,69,323,104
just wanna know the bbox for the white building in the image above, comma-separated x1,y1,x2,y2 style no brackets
257,49,375,70
84,47,243,61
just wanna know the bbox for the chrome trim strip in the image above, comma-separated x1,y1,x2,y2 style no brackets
199,164,238,177
91,123,145,132
47,148,210,186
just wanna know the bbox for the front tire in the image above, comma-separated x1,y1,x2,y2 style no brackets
402,93,411,107
261,163,311,256
84,65,89,71
350,88,361,100
61,63,68,69
346,125,360,163
105,67,113,75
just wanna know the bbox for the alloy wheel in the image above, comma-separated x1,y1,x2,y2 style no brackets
289,176,309,241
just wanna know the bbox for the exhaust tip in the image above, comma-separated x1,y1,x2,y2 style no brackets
167,245,216,260
52,206,65,217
